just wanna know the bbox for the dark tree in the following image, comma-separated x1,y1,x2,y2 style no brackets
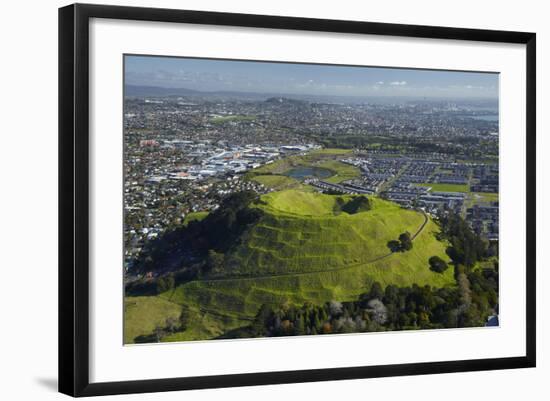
341,196,371,214
438,212,487,268
387,240,402,253
429,256,449,273
206,250,225,274
155,275,175,294
369,281,384,300
399,232,413,251
179,305,192,331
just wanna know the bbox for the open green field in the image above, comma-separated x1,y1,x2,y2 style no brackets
125,188,454,343
308,148,353,155
249,174,313,192
465,192,499,209
317,160,361,183
414,183,470,193
472,192,499,203
124,296,182,344
247,148,360,184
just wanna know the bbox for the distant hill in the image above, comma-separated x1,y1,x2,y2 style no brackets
264,96,308,106
124,84,498,105
125,85,201,97
125,85,276,100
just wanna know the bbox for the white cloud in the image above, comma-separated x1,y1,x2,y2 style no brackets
389,81,407,86
377,81,384,85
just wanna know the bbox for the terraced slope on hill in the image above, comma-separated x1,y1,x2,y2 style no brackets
125,190,454,343
224,190,425,276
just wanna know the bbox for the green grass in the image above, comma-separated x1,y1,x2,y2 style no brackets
161,216,453,336
124,296,182,344
248,148,360,184
308,148,353,155
224,191,427,276
472,192,499,203
257,189,348,216
317,160,360,183
160,304,248,342
414,183,470,193
183,211,209,226
250,174,312,192
249,157,299,175
473,257,498,272
465,192,499,209
125,189,454,343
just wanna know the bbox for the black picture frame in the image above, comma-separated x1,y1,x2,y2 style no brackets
59,3,536,397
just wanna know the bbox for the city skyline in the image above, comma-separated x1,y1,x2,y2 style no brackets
125,55,499,99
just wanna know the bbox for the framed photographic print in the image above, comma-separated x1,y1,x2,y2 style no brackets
58,3,536,397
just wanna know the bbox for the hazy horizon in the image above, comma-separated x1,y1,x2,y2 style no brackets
125,55,499,100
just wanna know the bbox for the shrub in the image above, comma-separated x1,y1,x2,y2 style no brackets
429,255,449,273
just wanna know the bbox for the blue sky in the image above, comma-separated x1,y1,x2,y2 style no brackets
125,55,498,98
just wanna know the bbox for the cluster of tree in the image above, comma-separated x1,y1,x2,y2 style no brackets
132,191,263,276
339,195,371,214
437,213,488,268
125,266,200,296
155,274,175,293
126,191,264,296
244,299,384,338
309,134,493,157
329,195,372,213
225,267,499,340
387,232,413,253
428,255,449,273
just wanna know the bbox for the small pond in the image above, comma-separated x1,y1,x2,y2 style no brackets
284,166,333,180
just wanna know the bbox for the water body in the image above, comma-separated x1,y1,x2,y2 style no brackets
284,166,333,180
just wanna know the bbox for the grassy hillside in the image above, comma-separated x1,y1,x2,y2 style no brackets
154,217,452,341
125,190,454,343
222,191,425,276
